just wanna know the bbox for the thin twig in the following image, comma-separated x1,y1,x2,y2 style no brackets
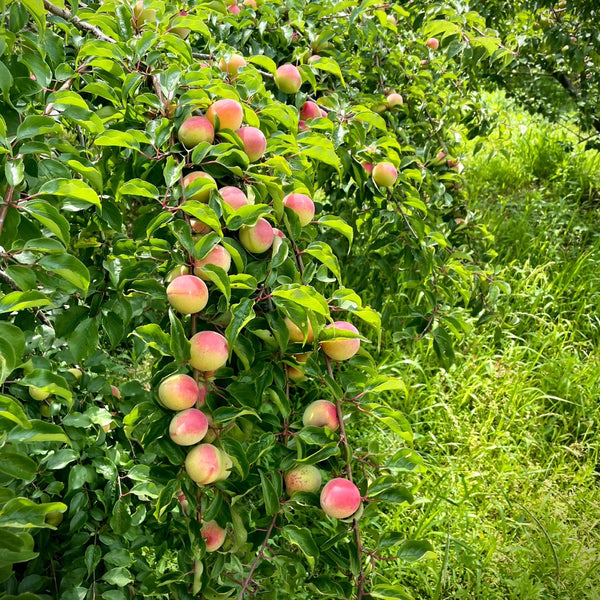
44,1,117,43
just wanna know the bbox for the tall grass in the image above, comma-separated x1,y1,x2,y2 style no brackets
372,92,600,599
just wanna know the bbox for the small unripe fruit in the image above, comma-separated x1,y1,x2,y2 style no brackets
236,126,267,162
283,193,315,226
386,92,403,108
29,386,50,401
185,443,224,484
362,162,374,174
285,464,322,494
239,218,274,254
219,186,249,210
201,520,226,551
284,316,314,344
165,264,190,283
206,99,244,131
303,399,339,430
219,54,246,77
169,409,209,445
275,64,302,94
183,172,216,202
426,37,439,50
166,275,209,314
178,116,214,148
111,385,121,399
194,245,232,280
372,162,398,188
300,101,321,120
158,374,199,410
320,478,361,519
320,321,360,361
287,352,310,382
67,368,83,381
189,331,229,372
190,219,212,234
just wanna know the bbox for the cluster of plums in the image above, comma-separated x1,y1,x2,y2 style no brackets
154,50,372,551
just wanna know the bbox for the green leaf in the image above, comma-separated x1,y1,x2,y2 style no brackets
118,179,159,199
21,370,72,403
304,241,341,281
0,291,52,314
259,470,279,516
0,498,66,528
0,323,25,383
225,298,255,350
283,526,319,570
21,0,46,34
22,200,70,246
16,116,61,139
396,540,436,562
0,60,14,100
8,420,69,443
5,158,24,186
247,55,277,74
309,56,345,85
370,585,415,600
132,324,171,355
225,204,271,231
0,452,37,481
67,318,99,362
317,215,353,246
0,395,30,428
169,311,190,363
39,254,90,293
180,202,222,235
272,284,330,316
38,179,101,209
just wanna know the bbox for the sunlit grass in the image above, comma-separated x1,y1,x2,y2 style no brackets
371,91,600,599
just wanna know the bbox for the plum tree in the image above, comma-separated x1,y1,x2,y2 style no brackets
320,478,361,519
275,64,302,94
166,275,209,314
284,464,322,494
158,374,200,410
372,162,398,187
302,399,339,430
236,126,267,162
320,321,361,361
178,116,214,148
169,409,209,445
201,521,227,551
239,218,274,253
189,331,229,372
182,172,216,202
193,245,232,279
282,193,315,226
219,186,250,210
206,99,244,131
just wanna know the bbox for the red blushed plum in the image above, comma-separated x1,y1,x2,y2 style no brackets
275,64,302,94
272,227,286,253
303,399,339,430
158,373,199,410
320,321,360,361
386,92,403,108
185,443,224,484
321,478,361,518
372,162,398,188
283,193,315,226
169,408,209,445
307,55,321,64
239,218,274,253
284,316,314,344
193,245,232,280
189,331,229,372
300,101,321,120
177,116,214,148
236,126,267,162
111,385,121,399
285,464,322,494
298,120,308,132
320,108,328,118
201,520,226,551
362,162,374,174
166,274,209,314
228,4,240,14
426,37,439,50
206,99,244,131
183,172,215,202
243,0,257,7
197,380,209,407
218,54,246,77
219,186,249,210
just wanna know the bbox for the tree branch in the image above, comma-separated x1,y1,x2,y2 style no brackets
44,1,117,44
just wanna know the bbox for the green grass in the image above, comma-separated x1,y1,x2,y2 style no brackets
371,92,600,599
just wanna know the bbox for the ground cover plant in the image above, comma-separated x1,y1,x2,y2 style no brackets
0,1,510,599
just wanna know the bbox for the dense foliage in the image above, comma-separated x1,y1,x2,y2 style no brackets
0,1,507,598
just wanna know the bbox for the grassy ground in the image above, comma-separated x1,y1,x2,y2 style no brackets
376,93,600,599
